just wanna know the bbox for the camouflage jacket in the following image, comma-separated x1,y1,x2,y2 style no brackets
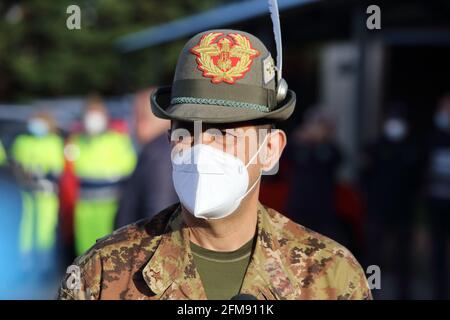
58,203,372,300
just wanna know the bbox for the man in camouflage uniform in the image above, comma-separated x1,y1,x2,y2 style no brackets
58,30,372,300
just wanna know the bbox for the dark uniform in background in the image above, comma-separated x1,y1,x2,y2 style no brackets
361,111,423,299
115,89,177,228
115,134,177,228
287,110,344,244
426,96,450,299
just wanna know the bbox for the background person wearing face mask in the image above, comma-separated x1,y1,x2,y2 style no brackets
286,108,345,245
10,112,64,278
425,94,450,299
360,105,423,299
66,95,136,255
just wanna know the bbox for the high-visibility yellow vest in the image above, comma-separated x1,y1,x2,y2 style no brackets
68,131,136,255
11,134,64,176
69,131,136,180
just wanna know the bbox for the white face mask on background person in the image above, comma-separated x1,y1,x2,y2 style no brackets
84,112,107,135
171,135,268,220
434,112,450,131
27,118,49,137
383,118,408,141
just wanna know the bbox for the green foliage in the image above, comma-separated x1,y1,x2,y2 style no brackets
0,0,221,102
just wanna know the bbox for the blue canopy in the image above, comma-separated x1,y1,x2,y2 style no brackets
116,0,318,52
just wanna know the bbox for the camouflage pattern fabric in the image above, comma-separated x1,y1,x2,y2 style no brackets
58,203,372,300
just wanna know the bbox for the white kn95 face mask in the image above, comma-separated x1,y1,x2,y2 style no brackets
171,135,268,220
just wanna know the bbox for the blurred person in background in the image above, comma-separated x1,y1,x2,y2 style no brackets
66,95,136,256
115,89,176,228
425,94,450,299
360,105,422,299
10,112,64,278
286,108,344,243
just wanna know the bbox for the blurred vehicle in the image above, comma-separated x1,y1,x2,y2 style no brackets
0,119,28,149
0,163,24,298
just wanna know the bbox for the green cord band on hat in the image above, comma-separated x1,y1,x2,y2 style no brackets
171,97,270,112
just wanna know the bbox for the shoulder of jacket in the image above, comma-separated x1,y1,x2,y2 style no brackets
264,206,370,299
13,134,30,144
89,203,178,258
77,204,178,264
264,206,360,269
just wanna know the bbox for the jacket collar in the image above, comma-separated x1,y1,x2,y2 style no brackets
142,203,298,300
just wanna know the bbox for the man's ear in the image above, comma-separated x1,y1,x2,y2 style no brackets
261,129,287,173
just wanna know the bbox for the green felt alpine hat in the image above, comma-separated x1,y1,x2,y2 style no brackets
151,29,296,123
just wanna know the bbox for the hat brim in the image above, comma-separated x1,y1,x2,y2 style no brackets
151,86,296,124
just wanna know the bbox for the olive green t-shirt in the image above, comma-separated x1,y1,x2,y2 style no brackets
190,238,254,300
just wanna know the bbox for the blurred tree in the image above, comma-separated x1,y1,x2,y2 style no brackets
0,0,221,101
